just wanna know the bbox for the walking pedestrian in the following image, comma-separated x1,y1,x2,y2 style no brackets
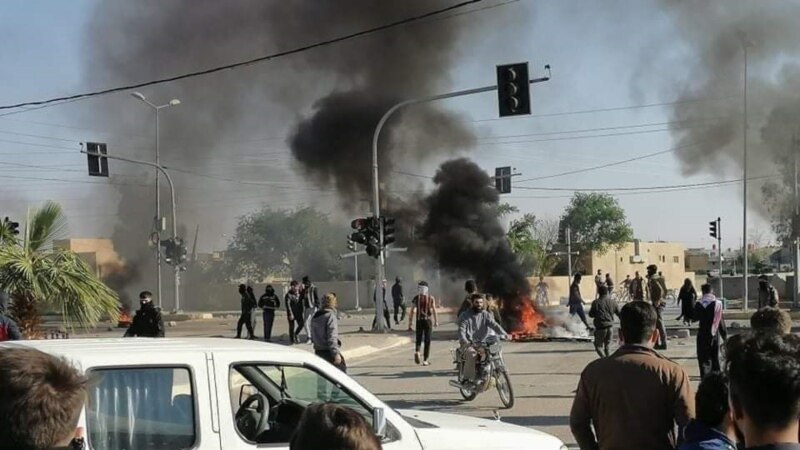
676,278,698,325
678,372,738,450
570,301,694,450
301,276,320,343
757,275,779,309
285,280,304,344
605,273,614,292
235,284,256,339
693,284,727,378
630,271,645,301
408,280,438,366
535,276,549,307
391,277,406,325
457,279,478,322
372,279,392,330
0,292,21,341
588,285,619,358
568,273,592,331
646,264,668,350
123,290,165,337
621,274,632,296
594,269,603,299
246,285,258,339
726,332,800,449
311,293,345,372
258,284,280,342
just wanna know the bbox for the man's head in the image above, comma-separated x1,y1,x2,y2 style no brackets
634,271,641,279
464,279,477,294
619,301,658,346
417,280,429,297
626,275,630,280
395,276,401,284
701,283,712,295
0,348,87,450
290,403,381,450
598,285,609,297
684,278,692,288
758,275,769,289
574,273,582,283
597,270,602,275
750,307,792,335
381,279,387,288
139,290,153,306
726,333,800,442
302,276,311,287
695,372,732,431
646,264,658,278
471,293,485,312
322,293,338,310
238,284,246,294
265,284,274,295
539,276,544,282
289,280,299,293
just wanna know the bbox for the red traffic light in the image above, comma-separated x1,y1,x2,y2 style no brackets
351,218,367,230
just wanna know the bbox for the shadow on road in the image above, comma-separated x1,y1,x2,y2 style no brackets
501,415,570,427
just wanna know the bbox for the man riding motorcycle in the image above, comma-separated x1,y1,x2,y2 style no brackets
458,293,509,384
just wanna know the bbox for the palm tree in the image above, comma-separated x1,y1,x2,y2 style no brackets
0,201,119,337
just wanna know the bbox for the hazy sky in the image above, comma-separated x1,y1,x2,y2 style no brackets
0,0,777,252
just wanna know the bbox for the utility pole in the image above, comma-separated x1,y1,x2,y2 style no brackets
740,33,750,310
371,64,550,330
794,135,800,308
354,252,361,311
717,218,724,306
567,226,573,281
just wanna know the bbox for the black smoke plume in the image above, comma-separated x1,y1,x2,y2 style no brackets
420,158,531,329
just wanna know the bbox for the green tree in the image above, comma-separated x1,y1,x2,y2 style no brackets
561,192,634,263
507,214,559,277
0,201,120,337
225,207,344,281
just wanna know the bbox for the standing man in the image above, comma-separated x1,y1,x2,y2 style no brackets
311,293,345,372
391,277,406,326
235,284,256,339
301,276,320,343
258,284,280,342
630,271,646,301
646,264,669,350
408,281,438,366
594,269,603,299
588,285,619,358
569,273,592,331
692,284,727,378
621,275,632,297
0,292,21,341
757,275,779,309
372,279,391,330
124,290,165,338
605,273,614,293
536,276,549,307
246,285,258,339
285,280,304,344
570,301,695,450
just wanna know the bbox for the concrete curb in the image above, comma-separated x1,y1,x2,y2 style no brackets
342,336,413,360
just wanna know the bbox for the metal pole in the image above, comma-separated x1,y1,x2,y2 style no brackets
717,217,724,307
794,140,799,309
155,108,162,309
370,76,550,330
354,252,361,311
567,227,573,282
742,40,749,311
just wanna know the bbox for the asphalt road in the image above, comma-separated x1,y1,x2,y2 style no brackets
349,307,703,448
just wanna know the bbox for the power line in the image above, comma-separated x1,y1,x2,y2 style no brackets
512,174,775,193
0,0,485,112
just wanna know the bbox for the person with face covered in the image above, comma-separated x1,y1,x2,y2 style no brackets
408,281,438,366
458,293,508,383
123,290,165,337
258,284,281,342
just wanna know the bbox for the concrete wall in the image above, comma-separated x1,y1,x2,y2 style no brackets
588,241,690,291
528,276,597,306
53,238,123,277
713,274,787,301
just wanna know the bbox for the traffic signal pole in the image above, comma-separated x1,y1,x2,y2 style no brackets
82,148,181,312
371,70,550,331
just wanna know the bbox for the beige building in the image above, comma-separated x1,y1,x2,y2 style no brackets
586,240,691,291
53,238,124,277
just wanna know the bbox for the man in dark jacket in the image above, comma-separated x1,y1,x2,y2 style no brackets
568,273,592,331
258,284,280,342
391,277,405,325
286,280,304,344
0,291,21,341
588,285,619,357
301,276,320,343
679,372,738,450
693,284,727,378
124,291,165,338
630,271,646,301
235,284,256,339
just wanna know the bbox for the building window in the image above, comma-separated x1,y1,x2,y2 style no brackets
673,256,680,264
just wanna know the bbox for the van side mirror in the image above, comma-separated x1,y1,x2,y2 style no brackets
372,407,386,438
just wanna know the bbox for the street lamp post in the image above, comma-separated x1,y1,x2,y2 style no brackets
131,92,181,310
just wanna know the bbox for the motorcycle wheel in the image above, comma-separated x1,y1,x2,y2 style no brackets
459,385,477,401
495,370,515,409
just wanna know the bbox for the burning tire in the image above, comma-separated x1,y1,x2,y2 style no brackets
495,370,514,409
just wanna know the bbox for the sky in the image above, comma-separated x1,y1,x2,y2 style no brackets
0,0,777,253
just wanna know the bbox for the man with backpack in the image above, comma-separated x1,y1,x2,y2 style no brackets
0,292,21,341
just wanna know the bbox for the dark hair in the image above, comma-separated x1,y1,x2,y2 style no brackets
290,403,382,450
619,301,657,345
683,278,692,287
302,276,311,285
238,284,246,293
464,279,477,293
750,307,792,335
470,293,485,302
418,280,428,287
701,283,712,295
726,333,800,431
290,280,299,287
573,273,582,283
598,285,608,296
139,291,152,299
695,372,729,428
0,348,87,450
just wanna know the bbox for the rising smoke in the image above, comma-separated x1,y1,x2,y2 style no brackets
653,1,800,224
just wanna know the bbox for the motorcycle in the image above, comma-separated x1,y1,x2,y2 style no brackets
448,334,515,409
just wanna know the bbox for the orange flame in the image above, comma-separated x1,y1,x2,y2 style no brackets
510,296,545,337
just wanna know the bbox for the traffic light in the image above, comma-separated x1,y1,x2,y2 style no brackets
176,238,188,264
2,217,19,236
347,235,357,252
86,142,109,177
495,167,512,194
382,217,396,246
709,218,719,239
364,217,381,258
558,227,566,244
497,62,531,117
161,239,175,265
